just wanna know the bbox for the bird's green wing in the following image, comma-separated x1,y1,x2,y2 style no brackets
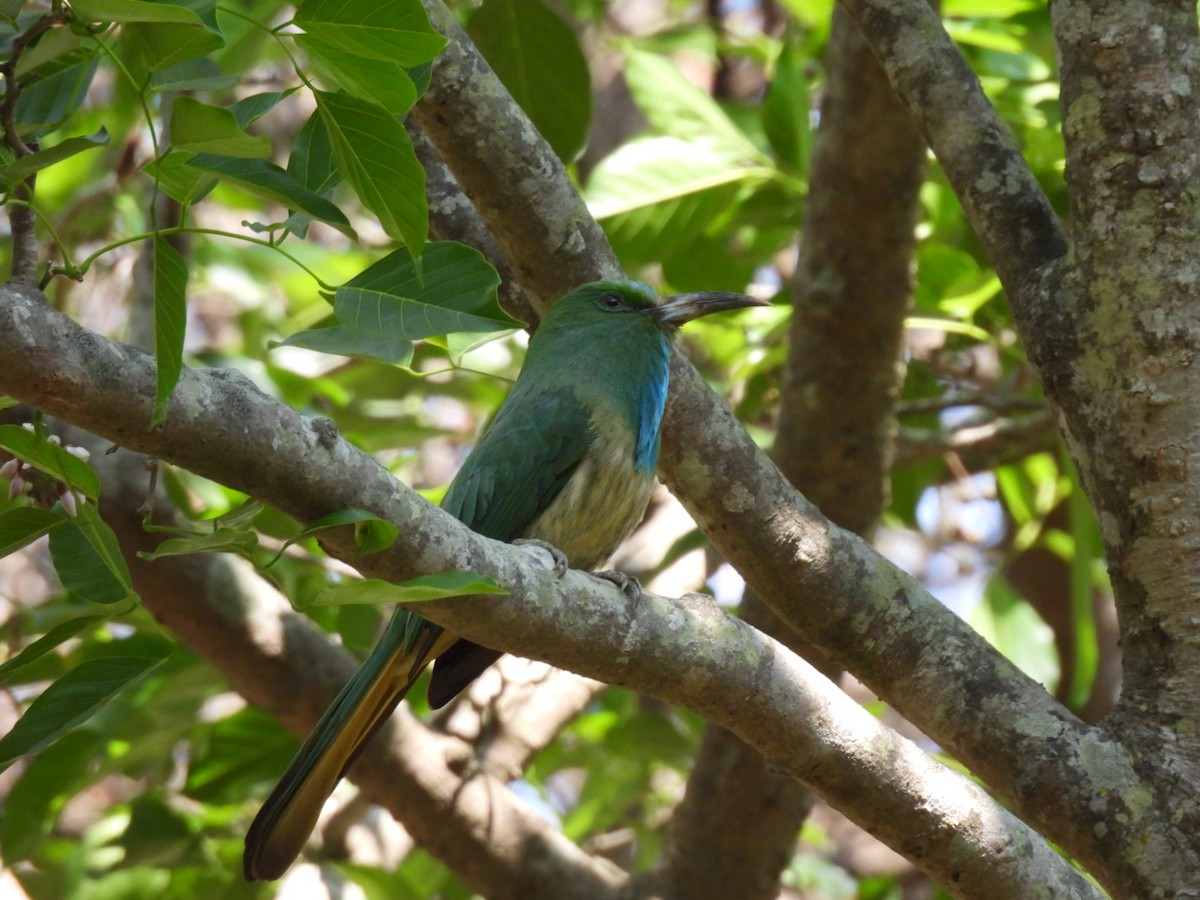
441,386,593,540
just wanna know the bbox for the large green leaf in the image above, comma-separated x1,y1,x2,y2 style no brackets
70,0,202,24
622,48,761,158
296,33,417,115
294,0,446,65
467,0,590,161
13,59,99,137
169,96,271,158
47,504,137,606
0,615,107,685
314,89,426,253
0,653,169,771
184,153,354,236
585,136,769,267
148,57,237,93
126,21,224,71
150,233,187,428
0,129,106,188
281,242,512,363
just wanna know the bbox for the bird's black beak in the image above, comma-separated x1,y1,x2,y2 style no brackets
651,291,768,327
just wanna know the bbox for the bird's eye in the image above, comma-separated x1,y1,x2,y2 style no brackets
600,294,624,309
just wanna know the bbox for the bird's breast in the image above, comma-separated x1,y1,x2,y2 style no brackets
522,415,654,572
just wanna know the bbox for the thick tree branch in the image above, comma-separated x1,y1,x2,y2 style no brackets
0,284,1097,897
1051,1,1200,743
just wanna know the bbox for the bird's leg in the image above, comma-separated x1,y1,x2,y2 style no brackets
591,570,645,603
513,538,570,577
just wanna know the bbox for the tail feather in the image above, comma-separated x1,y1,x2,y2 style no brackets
243,611,456,881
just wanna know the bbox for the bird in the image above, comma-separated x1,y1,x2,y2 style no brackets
243,279,765,881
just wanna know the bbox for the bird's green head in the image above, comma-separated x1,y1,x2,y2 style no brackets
544,279,766,331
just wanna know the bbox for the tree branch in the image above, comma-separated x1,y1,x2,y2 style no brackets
1051,1,1200,745
0,283,1098,897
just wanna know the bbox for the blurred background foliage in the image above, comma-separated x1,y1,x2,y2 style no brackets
0,0,1107,896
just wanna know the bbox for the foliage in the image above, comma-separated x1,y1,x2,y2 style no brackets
0,0,1106,896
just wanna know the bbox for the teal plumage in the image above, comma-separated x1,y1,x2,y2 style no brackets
243,280,764,881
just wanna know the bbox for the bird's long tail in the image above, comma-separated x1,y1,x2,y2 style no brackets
243,610,457,882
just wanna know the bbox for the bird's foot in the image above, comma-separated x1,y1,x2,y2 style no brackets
591,570,644,603
513,539,570,577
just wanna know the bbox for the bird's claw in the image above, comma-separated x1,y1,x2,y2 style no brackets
592,570,644,603
513,538,570,577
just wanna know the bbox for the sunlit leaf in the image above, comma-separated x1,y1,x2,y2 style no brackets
306,572,505,608
169,96,271,158
622,47,761,157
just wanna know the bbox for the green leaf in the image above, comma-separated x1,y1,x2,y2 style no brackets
294,0,446,65
47,504,137,605
623,48,760,157
762,37,809,171
229,88,298,128
184,153,354,236
0,615,107,686
138,527,259,560
142,148,217,205
284,111,339,238
70,0,203,24
0,129,107,189
296,33,417,115
13,21,90,80
169,96,271,158
585,136,768,267
467,0,590,161
307,572,505,609
314,89,426,252
126,21,224,71
263,508,397,568
281,242,511,363
0,424,100,499
147,56,237,93
0,653,169,771
14,59,99,137
150,233,187,428
0,506,68,558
